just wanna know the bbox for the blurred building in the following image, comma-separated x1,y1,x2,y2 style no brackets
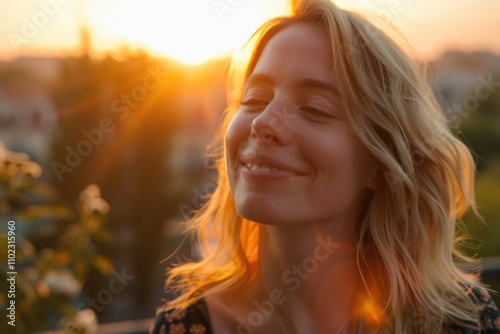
167,82,226,191
0,56,61,82
429,51,500,109
0,63,58,173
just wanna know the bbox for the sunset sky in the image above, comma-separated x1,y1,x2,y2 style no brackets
1,0,499,64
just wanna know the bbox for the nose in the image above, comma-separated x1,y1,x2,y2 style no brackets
250,103,293,145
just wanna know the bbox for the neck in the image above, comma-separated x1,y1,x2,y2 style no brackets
256,223,361,333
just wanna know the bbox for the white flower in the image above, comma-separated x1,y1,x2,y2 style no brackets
61,308,98,334
42,269,81,297
74,309,98,334
24,161,42,178
79,184,101,201
80,184,110,214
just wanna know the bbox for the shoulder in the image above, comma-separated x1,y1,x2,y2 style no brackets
473,288,500,333
447,288,500,334
150,299,213,334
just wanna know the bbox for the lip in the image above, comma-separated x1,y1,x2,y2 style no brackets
239,155,306,181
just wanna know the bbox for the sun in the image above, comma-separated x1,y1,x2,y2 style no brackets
87,0,287,65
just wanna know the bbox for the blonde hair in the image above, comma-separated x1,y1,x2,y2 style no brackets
164,0,485,332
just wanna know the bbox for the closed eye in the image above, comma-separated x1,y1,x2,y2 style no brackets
239,99,269,107
300,106,332,118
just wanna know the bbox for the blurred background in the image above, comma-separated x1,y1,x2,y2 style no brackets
0,0,499,333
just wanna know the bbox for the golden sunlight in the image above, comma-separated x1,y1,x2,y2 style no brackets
87,0,287,65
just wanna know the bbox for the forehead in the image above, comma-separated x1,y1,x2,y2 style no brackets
250,23,335,85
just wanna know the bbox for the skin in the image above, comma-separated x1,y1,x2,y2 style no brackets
206,23,378,334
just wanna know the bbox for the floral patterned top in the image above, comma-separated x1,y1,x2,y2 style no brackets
150,290,500,334
446,289,500,334
151,298,213,334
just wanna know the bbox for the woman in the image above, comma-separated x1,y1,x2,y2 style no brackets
151,0,500,332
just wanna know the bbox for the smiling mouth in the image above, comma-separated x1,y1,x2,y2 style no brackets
245,163,280,172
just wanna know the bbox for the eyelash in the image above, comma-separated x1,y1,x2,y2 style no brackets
300,106,331,118
240,99,333,119
239,99,268,107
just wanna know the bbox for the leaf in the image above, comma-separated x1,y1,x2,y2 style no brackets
91,254,114,277
18,205,74,220
53,250,72,266
0,233,7,259
92,230,113,243
73,258,89,282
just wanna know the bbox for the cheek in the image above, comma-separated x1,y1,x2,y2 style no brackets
225,113,251,173
307,132,374,190
348,137,377,187
343,147,377,192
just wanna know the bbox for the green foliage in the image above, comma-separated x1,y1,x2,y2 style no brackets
459,88,500,172
462,159,500,258
0,143,113,333
458,81,500,258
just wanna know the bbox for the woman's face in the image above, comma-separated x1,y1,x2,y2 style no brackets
225,23,378,230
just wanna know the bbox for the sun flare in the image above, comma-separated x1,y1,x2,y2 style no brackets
86,0,287,65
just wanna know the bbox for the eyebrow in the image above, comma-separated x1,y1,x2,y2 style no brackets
245,74,340,97
245,73,274,86
296,78,340,96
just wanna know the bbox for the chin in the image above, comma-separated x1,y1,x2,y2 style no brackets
236,203,301,226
